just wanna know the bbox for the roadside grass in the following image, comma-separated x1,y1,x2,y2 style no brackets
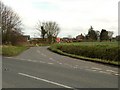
1,45,29,56
48,42,119,66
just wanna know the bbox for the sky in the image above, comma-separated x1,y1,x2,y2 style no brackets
2,0,119,38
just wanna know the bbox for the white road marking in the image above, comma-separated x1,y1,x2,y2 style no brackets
41,53,46,57
115,73,119,76
18,59,37,63
75,65,79,67
106,70,119,76
49,58,55,61
86,68,119,76
85,69,97,72
48,63,54,65
6,57,47,64
49,58,53,60
18,73,73,89
30,60,38,62
16,58,26,61
99,71,110,74
64,63,70,66
26,59,33,62
91,67,102,70
73,67,78,69
39,61,45,63
5,57,119,76
37,51,47,57
106,70,118,73
16,58,31,61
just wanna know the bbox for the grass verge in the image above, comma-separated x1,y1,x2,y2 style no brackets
1,45,29,56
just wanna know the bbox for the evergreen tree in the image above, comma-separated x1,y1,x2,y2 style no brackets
100,29,109,41
87,26,97,41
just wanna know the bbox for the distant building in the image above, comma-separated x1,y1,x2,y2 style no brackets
30,38,44,44
56,37,60,43
17,35,30,45
61,37,73,43
76,33,84,41
22,35,30,41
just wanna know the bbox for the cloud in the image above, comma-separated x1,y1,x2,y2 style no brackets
2,0,119,37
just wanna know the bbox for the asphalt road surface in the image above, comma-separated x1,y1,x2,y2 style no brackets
2,47,119,88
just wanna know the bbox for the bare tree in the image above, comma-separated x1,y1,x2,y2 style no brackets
108,31,113,41
36,21,60,43
36,21,47,39
0,1,22,45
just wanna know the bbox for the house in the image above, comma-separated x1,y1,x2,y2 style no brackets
76,33,84,41
17,35,30,45
61,37,73,43
56,37,61,43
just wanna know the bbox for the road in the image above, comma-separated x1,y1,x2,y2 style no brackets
2,47,119,88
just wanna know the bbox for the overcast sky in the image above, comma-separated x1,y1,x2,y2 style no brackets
2,0,119,38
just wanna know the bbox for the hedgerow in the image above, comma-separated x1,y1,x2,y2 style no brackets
49,42,119,64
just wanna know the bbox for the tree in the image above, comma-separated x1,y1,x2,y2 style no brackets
0,1,22,45
87,26,97,41
67,35,72,38
96,30,100,40
108,31,113,41
116,35,120,41
100,29,109,41
36,21,47,39
36,21,60,43
41,26,47,39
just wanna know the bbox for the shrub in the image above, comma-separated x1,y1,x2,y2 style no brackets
50,42,119,62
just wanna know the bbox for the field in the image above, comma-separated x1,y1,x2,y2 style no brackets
1,45,29,56
49,42,119,65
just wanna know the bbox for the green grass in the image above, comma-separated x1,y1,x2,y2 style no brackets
49,42,119,66
1,45,29,56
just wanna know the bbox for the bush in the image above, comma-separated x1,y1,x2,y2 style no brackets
50,42,119,63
